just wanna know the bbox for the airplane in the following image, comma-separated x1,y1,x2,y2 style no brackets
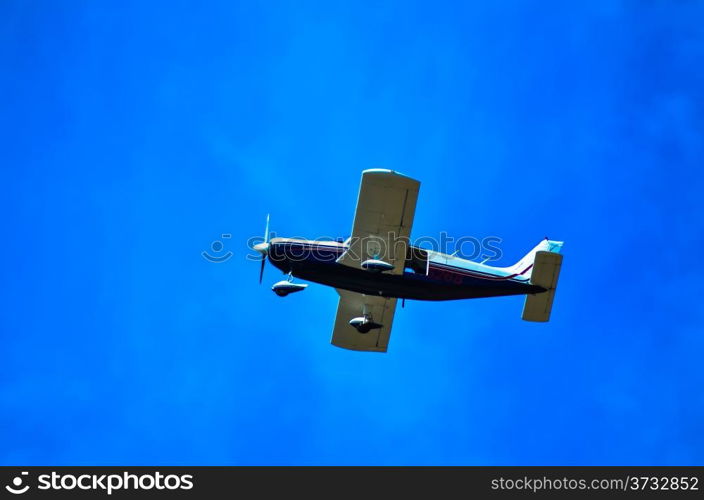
253,169,564,352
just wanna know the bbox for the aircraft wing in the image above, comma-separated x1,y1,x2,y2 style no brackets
337,169,420,274
331,289,398,352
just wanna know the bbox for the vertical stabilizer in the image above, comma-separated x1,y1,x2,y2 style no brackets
509,238,563,280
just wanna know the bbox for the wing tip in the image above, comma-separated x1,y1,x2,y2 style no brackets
331,340,389,353
362,168,420,185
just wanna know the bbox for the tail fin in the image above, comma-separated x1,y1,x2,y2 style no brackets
508,238,564,280
520,239,564,322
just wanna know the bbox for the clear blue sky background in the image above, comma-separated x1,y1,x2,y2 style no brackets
2,1,703,465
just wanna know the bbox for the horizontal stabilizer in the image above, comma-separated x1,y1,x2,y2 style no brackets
522,251,563,322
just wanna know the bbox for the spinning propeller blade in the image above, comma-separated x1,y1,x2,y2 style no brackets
259,257,266,284
254,214,271,285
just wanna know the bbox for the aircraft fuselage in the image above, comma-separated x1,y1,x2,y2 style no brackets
267,238,544,301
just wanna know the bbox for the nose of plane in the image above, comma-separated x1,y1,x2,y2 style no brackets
253,242,270,255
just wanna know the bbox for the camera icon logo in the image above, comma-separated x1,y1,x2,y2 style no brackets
202,234,233,263
5,471,29,495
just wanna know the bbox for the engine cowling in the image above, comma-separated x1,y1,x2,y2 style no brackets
271,281,308,297
361,259,394,272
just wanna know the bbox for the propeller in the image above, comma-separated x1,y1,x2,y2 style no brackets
253,214,271,284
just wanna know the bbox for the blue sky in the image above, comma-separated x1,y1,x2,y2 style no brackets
1,1,703,464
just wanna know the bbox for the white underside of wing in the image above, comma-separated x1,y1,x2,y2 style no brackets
331,169,418,352
337,169,420,275
331,289,397,352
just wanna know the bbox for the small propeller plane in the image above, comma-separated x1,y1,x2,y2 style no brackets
253,169,564,352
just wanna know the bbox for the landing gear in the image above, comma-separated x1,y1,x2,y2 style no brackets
349,315,383,334
271,272,308,297
361,258,395,272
